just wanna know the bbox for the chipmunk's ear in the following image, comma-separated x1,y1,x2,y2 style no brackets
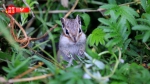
76,15,81,24
60,18,65,28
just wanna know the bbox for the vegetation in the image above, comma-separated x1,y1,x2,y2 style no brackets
0,0,150,84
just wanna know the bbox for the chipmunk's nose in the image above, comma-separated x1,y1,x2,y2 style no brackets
73,37,77,43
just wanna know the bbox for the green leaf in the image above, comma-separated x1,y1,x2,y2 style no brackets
87,34,94,46
55,20,62,26
46,22,53,27
0,20,19,50
117,16,126,29
98,18,110,26
125,49,139,57
2,67,11,73
81,13,90,28
26,27,35,35
109,10,118,22
60,72,74,81
137,18,150,26
32,55,55,73
93,59,105,69
66,79,76,84
132,25,150,31
121,6,139,17
118,6,138,25
84,79,94,84
0,51,11,60
106,38,121,47
135,35,143,40
124,39,131,50
143,13,150,21
6,57,31,78
87,28,105,46
77,79,84,84
141,0,147,12
143,31,150,42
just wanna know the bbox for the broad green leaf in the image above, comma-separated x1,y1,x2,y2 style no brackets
81,13,90,28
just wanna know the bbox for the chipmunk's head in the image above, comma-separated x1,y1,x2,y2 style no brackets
60,15,82,43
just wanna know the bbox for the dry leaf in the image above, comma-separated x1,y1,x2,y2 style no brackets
61,0,68,8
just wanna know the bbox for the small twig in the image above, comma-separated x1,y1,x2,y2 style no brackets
32,0,140,14
120,0,140,6
98,51,109,56
25,17,35,29
14,62,44,79
144,43,150,50
64,0,79,18
29,47,65,69
33,8,104,14
8,74,53,83
8,15,28,38
30,24,57,41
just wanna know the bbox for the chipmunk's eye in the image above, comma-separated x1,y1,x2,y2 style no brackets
65,29,69,35
79,28,81,33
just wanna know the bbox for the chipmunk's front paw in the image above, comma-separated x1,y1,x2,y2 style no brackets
64,51,71,58
78,50,84,57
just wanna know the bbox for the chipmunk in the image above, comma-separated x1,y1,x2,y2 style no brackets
57,15,86,62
